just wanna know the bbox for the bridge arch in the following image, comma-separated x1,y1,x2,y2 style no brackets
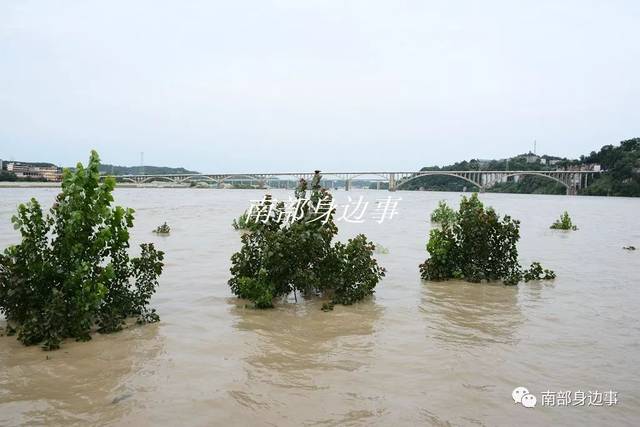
116,177,138,184
179,175,217,184
499,172,568,189
219,174,268,183
347,173,390,181
139,176,179,184
395,172,481,190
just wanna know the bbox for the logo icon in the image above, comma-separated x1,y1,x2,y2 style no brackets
513,386,537,408
522,393,537,408
512,386,529,403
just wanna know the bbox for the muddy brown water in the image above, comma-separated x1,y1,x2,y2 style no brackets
1,188,639,426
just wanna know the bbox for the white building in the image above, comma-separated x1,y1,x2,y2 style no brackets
6,162,62,181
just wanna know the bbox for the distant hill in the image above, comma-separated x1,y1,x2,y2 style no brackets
98,164,199,176
580,138,640,196
405,137,640,197
2,161,57,168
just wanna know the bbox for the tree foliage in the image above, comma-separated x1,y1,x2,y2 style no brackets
0,151,164,350
582,138,640,196
420,193,554,286
229,172,385,308
550,211,578,230
0,171,18,182
232,211,257,231
430,200,457,225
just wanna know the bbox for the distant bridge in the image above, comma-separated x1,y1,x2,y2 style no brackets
107,170,602,195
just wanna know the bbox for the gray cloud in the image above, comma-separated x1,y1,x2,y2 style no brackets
1,0,639,172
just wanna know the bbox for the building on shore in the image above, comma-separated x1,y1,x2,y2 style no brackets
4,162,62,181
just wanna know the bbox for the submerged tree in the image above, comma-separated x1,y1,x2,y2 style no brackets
420,193,554,286
550,211,578,230
228,172,385,308
430,200,457,226
232,210,258,232
0,151,164,350
153,222,171,234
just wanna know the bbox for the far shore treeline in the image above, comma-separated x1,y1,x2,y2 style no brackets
2,138,638,197
404,138,639,197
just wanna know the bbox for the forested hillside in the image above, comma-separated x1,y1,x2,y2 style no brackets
405,138,639,197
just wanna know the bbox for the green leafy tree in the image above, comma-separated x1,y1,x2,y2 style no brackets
0,151,164,350
229,172,385,308
420,193,553,286
232,211,258,231
430,200,457,225
550,211,578,230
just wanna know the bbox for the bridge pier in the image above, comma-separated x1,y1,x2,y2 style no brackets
388,173,397,192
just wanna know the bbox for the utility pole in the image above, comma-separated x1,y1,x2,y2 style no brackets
534,140,537,155
140,152,144,175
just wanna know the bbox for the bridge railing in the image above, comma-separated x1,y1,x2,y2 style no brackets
102,169,602,195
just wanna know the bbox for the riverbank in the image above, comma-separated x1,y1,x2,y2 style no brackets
0,182,190,189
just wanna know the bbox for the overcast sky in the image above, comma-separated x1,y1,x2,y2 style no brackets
1,0,639,172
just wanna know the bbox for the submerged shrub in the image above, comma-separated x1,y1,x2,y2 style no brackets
430,200,457,226
0,151,164,350
550,211,578,230
374,243,390,254
153,222,171,234
228,172,385,309
522,262,556,281
231,211,247,230
419,193,554,286
232,211,259,232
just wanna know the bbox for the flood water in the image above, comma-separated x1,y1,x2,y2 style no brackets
1,188,639,426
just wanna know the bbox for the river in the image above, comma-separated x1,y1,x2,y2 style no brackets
1,188,639,426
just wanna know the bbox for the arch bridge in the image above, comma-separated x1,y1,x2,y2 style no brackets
107,170,602,195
